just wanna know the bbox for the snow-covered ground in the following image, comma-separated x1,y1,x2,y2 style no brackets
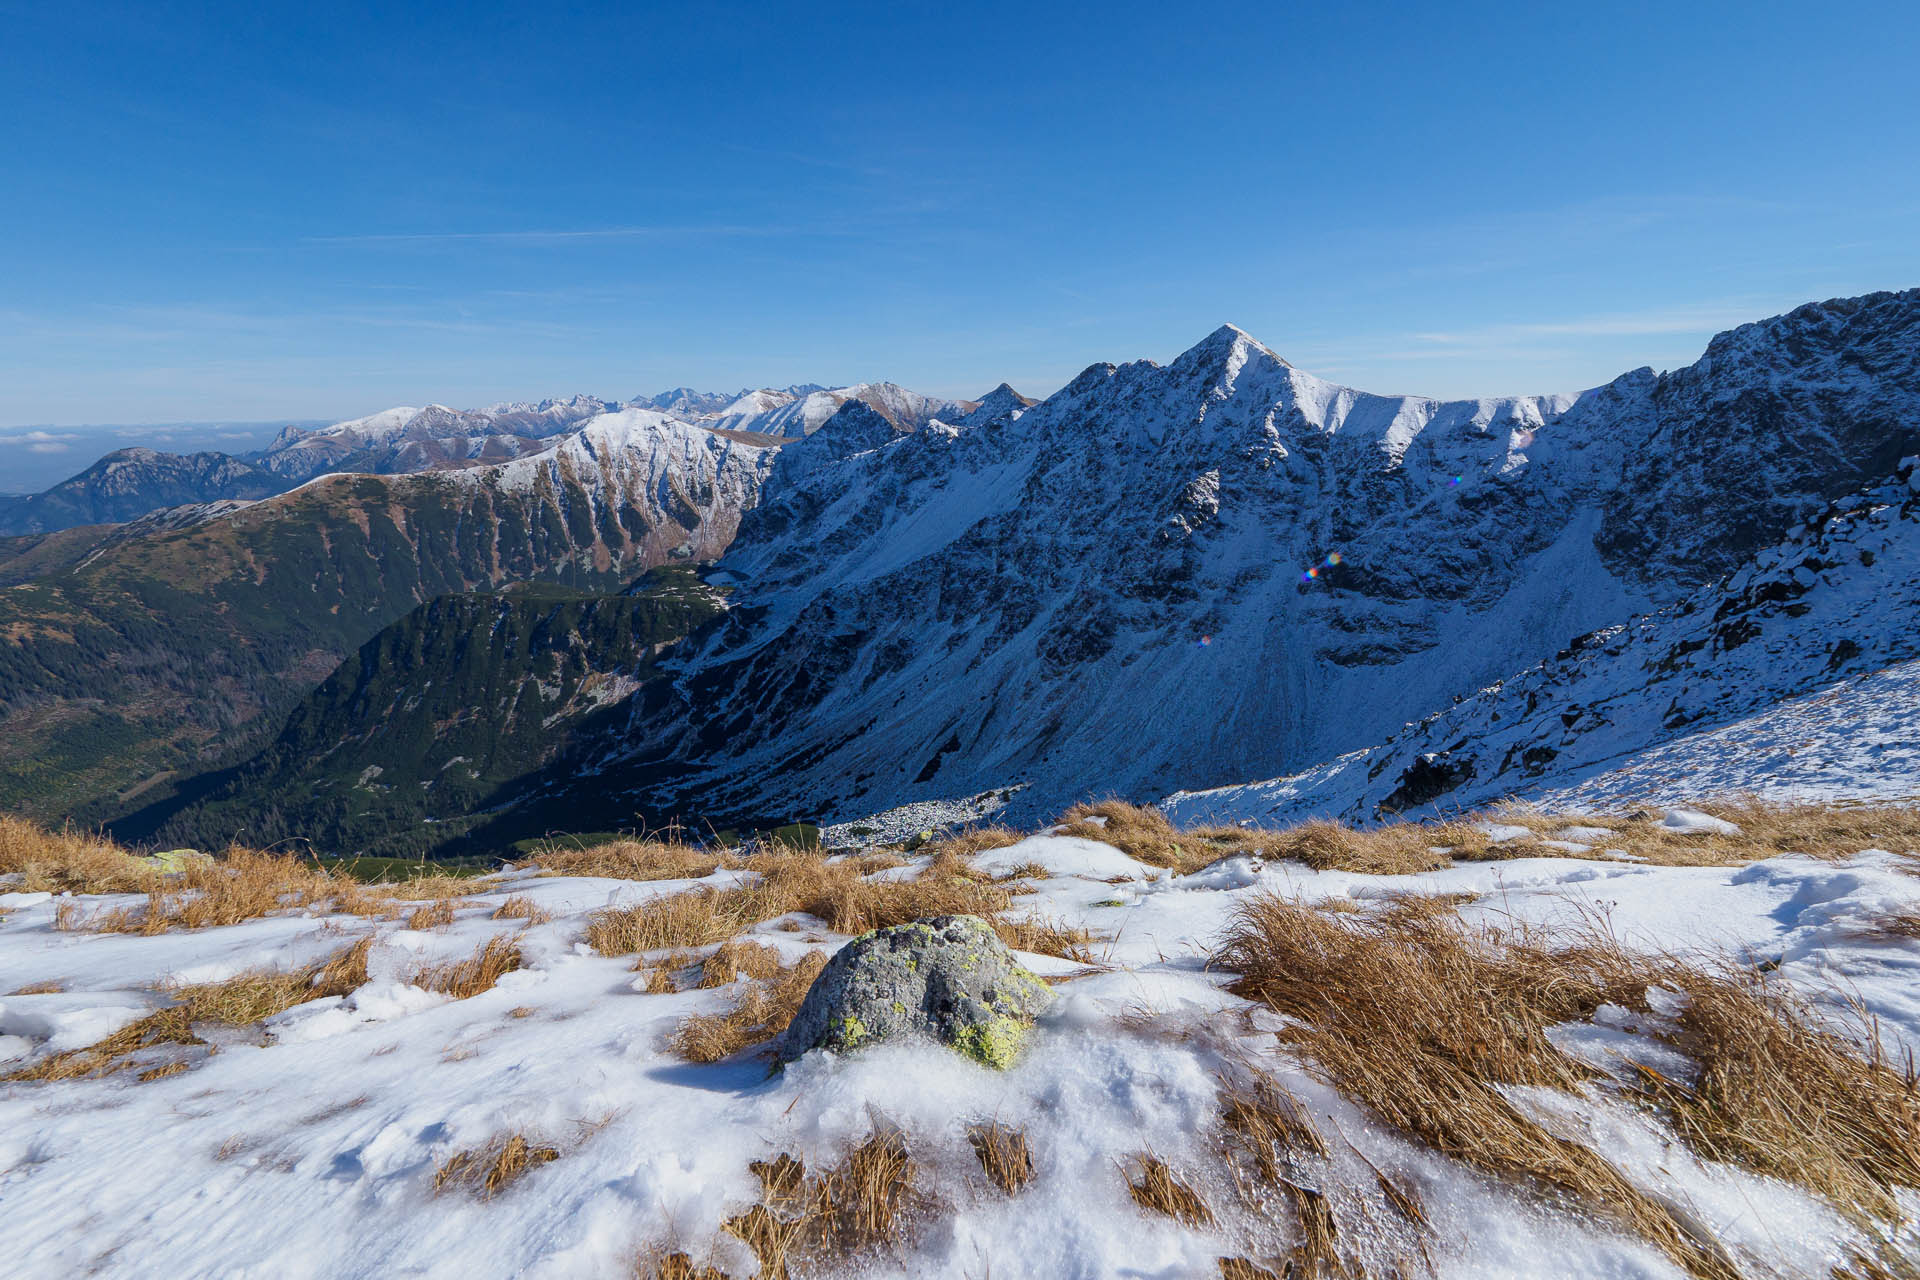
3,829,1918,1278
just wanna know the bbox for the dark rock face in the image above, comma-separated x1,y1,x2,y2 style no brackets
780,915,1053,1069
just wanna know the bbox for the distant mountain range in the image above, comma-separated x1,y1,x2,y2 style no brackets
8,290,1917,856
0,383,981,537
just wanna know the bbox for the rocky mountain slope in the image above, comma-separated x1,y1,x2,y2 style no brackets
0,413,776,824
1164,460,1920,826
0,448,289,535
503,291,1920,832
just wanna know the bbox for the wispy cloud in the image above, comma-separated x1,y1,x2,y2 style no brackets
303,224,800,247
1408,302,1777,346
0,430,78,452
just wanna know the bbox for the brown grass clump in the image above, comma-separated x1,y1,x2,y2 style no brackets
1854,906,1920,942
587,852,1012,956
0,815,158,894
726,1134,919,1278
696,940,785,989
672,952,827,1063
636,1252,731,1280
406,898,459,930
1217,1260,1282,1280
1058,797,1920,880
1125,1153,1213,1226
8,980,65,995
1057,801,1260,874
1218,894,1920,1276
968,1121,1034,1194
1258,819,1461,875
433,1133,559,1199
53,846,343,933
916,826,1024,862
492,896,554,925
589,884,783,954
410,935,524,1000
4,937,374,1083
5,1007,202,1082
993,915,1096,962
532,837,739,882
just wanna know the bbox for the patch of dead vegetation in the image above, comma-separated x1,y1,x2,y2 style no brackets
1064,798,1920,879
673,952,828,1063
1218,893,1920,1278
588,848,1093,966
635,1252,731,1280
491,895,554,925
724,1133,919,1279
409,935,524,1000
406,898,459,930
968,1121,1034,1194
432,1133,560,1199
0,814,156,894
1125,1153,1214,1226
993,915,1096,963
586,852,1011,954
4,937,373,1083
7,980,65,995
529,836,739,882
695,940,784,989
915,826,1023,862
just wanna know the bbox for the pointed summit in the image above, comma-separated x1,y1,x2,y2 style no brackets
1172,324,1289,376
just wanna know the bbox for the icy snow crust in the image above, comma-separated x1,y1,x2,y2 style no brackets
4,839,1918,1277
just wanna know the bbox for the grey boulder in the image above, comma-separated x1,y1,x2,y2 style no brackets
779,915,1052,1068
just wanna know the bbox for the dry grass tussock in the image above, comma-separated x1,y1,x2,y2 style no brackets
673,951,829,1063
8,980,65,995
0,815,158,893
1450,797,1920,868
527,835,740,881
492,895,554,925
968,1121,1034,1194
433,1133,560,1199
724,1133,919,1279
1057,797,1920,878
408,935,524,1000
5,937,373,1083
1218,894,1920,1277
5,815,487,932
1216,1066,1432,1279
588,852,1009,951
588,848,1100,965
1125,1153,1214,1226
406,898,459,930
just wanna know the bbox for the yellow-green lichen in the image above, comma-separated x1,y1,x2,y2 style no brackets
952,1015,1030,1070
829,1013,868,1048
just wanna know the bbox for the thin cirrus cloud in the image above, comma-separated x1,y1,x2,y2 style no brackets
302,223,807,247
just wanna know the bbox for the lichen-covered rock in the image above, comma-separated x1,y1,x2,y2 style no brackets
779,915,1052,1068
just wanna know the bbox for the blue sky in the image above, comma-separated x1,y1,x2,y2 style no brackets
2,0,1917,451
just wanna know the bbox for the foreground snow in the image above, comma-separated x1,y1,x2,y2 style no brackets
3,835,1918,1278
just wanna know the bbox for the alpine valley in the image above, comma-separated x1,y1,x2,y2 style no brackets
5,290,1917,855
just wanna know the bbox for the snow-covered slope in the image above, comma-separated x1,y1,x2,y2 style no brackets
258,397,620,481
703,382,981,438
4,830,1916,1277
553,292,1919,828
1165,463,1920,826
